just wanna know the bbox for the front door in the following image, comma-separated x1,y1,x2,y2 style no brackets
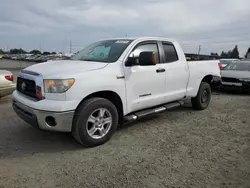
123,41,166,113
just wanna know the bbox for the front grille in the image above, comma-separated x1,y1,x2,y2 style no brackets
221,77,240,83
17,77,36,99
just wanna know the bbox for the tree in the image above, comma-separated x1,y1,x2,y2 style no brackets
51,52,57,55
220,51,227,58
30,50,41,55
9,48,27,54
211,52,218,56
43,51,51,55
231,45,239,58
227,50,232,58
0,49,5,54
245,47,250,58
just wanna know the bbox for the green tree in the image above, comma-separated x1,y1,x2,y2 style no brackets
30,50,41,55
231,45,239,58
0,49,5,54
220,51,227,58
9,48,27,54
211,52,218,56
51,52,57,55
227,50,232,58
43,51,51,55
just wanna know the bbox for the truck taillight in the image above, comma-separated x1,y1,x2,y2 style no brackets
5,75,14,81
218,63,223,70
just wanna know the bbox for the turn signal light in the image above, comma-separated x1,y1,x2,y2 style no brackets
36,86,43,100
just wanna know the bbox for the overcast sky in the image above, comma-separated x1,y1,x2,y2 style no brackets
0,0,249,56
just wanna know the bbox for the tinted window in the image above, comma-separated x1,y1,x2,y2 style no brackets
162,43,178,63
71,39,133,63
129,43,160,64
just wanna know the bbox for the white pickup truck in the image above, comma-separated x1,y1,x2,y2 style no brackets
13,37,221,147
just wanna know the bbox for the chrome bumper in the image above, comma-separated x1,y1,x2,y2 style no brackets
13,99,74,132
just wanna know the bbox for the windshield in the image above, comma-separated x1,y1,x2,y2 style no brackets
224,62,250,71
71,39,133,63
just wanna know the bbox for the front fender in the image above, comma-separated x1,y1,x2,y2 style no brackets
65,64,127,114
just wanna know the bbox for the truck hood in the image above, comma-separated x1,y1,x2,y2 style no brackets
221,70,250,79
24,60,108,77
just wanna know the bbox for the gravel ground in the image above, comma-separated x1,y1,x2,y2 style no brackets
0,93,249,188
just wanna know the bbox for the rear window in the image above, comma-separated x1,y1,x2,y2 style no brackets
224,62,250,71
162,43,178,63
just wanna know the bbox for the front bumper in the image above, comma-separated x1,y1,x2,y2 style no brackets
13,99,74,132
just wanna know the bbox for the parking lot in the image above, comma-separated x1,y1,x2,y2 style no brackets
0,93,249,188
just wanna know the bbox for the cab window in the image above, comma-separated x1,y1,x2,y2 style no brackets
162,43,179,63
129,43,160,64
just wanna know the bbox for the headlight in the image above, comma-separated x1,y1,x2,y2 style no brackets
44,79,75,93
239,78,250,82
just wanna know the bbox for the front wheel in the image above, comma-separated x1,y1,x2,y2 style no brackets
72,98,118,147
191,82,212,110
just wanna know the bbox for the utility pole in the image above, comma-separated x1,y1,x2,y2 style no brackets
70,40,72,54
198,45,201,55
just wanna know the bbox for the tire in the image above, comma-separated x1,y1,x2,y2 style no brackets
72,97,119,147
191,82,211,110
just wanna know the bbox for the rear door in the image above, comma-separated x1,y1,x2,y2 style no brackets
160,41,189,102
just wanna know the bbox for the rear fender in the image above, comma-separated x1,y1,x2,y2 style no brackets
186,75,221,97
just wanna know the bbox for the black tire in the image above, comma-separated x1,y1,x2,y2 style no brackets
191,82,211,110
72,97,119,147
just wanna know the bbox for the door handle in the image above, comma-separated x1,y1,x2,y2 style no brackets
156,68,165,73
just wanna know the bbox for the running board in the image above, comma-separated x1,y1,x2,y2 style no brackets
124,101,184,123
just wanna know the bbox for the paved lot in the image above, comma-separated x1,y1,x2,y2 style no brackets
0,59,36,82
0,93,249,188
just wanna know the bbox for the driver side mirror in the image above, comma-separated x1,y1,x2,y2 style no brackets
125,52,157,67
139,52,157,66
125,57,138,67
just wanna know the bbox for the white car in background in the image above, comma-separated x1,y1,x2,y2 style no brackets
0,70,16,98
220,59,239,69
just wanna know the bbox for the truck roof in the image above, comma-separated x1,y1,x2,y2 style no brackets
101,37,177,43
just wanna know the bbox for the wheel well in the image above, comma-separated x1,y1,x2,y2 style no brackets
201,75,213,85
79,91,124,124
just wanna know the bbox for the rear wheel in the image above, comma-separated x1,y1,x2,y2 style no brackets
191,82,211,110
72,98,118,147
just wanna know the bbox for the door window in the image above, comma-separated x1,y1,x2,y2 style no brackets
129,43,160,64
162,43,179,63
